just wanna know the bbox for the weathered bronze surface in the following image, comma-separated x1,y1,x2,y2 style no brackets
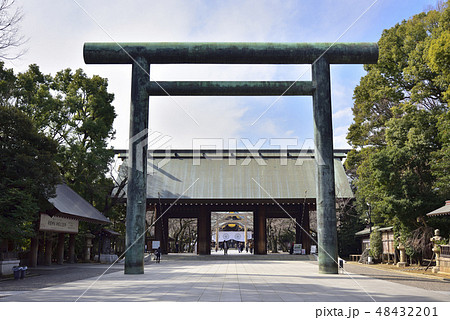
84,42,378,64
312,57,338,274
146,81,314,96
124,57,149,274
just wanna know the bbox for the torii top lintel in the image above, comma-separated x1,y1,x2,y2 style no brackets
83,42,378,65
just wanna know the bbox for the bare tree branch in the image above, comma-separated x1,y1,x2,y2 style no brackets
0,0,27,60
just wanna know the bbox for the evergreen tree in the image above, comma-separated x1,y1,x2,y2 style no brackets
0,105,60,241
346,2,450,237
14,65,116,211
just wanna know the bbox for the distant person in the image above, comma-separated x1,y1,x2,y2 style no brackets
155,247,161,263
224,241,228,255
175,242,179,253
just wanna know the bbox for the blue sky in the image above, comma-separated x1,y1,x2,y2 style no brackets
6,0,438,150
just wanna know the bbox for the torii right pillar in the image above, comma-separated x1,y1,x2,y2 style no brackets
312,57,337,274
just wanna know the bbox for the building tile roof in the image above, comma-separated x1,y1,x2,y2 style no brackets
48,184,110,224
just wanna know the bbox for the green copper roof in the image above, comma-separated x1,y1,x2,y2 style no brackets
117,150,353,201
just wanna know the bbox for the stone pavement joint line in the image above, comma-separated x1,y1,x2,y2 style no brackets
1,260,449,302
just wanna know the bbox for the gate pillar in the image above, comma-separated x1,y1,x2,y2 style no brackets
254,205,267,255
155,208,169,254
301,204,311,254
197,207,211,255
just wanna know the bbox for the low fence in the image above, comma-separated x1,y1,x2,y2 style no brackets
439,245,450,273
441,245,450,257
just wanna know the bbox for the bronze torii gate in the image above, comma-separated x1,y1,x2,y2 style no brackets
84,42,378,274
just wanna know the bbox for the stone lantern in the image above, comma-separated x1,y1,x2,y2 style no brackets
397,238,407,268
84,232,95,262
430,229,442,273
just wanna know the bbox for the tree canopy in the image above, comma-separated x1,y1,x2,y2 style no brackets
0,61,118,243
346,2,450,240
0,105,60,241
12,64,116,210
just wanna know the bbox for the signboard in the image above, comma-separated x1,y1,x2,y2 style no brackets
39,214,79,234
382,231,395,254
152,241,160,249
311,245,317,254
293,244,302,255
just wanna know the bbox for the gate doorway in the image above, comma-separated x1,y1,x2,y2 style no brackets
168,218,197,253
211,212,254,255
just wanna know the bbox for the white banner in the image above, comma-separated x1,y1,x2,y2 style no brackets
212,231,252,242
39,214,79,234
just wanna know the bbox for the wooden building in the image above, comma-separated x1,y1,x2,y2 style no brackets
32,184,110,266
1,184,110,274
355,226,395,262
117,149,354,255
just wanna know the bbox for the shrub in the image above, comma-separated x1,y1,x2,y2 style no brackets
369,230,383,260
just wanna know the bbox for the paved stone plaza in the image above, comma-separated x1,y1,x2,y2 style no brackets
1,256,449,302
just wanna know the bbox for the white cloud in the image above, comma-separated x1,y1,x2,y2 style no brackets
333,126,351,149
148,96,248,148
333,107,353,120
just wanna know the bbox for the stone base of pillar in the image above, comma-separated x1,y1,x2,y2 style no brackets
432,266,440,273
94,254,119,264
84,248,92,262
0,260,20,276
397,262,406,268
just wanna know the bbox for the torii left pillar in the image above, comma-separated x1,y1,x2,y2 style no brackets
125,57,150,274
